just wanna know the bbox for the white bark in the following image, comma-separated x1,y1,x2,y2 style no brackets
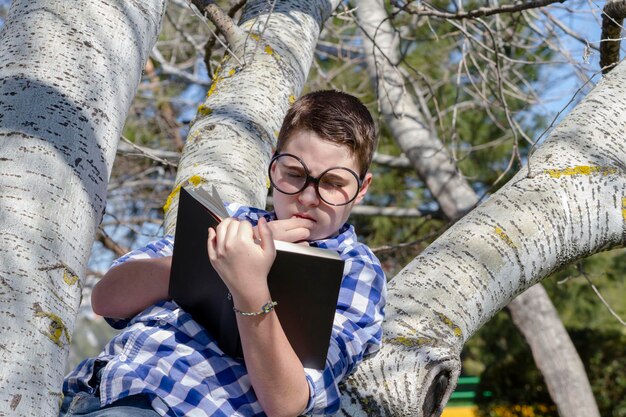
355,2,599,416
338,29,626,417
163,0,341,233
0,1,164,415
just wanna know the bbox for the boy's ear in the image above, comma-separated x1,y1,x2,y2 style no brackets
353,172,373,205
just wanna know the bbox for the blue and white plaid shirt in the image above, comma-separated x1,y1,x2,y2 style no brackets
64,203,386,416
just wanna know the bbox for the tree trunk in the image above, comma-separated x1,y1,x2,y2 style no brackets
0,1,165,415
508,284,600,417
163,0,341,233
338,28,626,417
355,1,600,416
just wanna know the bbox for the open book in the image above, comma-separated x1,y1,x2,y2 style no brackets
168,185,345,370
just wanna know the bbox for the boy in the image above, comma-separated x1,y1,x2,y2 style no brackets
62,91,386,417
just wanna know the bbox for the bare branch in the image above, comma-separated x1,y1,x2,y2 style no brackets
371,152,411,168
203,0,247,73
118,136,179,167
187,0,245,67
350,205,434,218
541,9,600,52
95,228,128,258
150,47,211,86
577,263,626,327
190,0,243,45
392,0,567,20
266,196,436,218
371,227,442,255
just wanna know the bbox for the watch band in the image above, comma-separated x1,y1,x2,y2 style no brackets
233,300,278,316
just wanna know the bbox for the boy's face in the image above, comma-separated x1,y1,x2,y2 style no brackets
272,130,372,241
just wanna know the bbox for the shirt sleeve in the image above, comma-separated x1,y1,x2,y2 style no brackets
104,236,175,329
302,248,387,415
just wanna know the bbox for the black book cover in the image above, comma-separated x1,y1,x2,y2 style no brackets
168,186,345,369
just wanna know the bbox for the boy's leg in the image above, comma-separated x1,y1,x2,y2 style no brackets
60,362,159,417
59,392,160,417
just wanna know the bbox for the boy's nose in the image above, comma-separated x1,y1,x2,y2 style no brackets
297,182,319,207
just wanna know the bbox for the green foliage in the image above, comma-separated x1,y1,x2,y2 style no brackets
571,328,626,416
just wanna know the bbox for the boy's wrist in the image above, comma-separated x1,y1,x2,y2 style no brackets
229,285,272,313
233,300,277,316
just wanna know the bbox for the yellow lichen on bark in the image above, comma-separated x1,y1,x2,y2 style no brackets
207,78,221,98
163,175,206,214
207,64,224,98
186,130,201,143
622,198,626,220
62,269,79,286
386,336,435,347
544,165,617,179
495,226,516,248
197,104,213,117
435,311,463,338
33,303,70,347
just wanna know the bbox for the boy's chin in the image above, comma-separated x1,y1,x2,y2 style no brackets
309,228,341,241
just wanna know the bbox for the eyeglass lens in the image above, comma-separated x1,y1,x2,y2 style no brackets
269,154,360,206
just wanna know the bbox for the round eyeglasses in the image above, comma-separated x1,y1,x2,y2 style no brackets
268,153,363,206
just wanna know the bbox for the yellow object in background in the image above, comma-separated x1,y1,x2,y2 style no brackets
442,406,478,417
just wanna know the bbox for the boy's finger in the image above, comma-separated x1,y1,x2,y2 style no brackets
280,217,316,230
237,219,254,240
223,218,241,245
215,218,232,255
252,225,260,241
206,227,216,258
282,227,311,243
266,220,312,243
257,218,275,252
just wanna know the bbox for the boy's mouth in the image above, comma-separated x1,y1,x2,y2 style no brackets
293,213,316,222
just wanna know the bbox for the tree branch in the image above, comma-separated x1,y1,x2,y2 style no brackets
371,152,411,168
391,0,567,20
118,136,180,167
150,47,211,87
95,228,128,258
600,0,626,74
191,0,243,45
203,0,247,74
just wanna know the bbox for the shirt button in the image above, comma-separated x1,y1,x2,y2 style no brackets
158,319,167,326
119,354,127,362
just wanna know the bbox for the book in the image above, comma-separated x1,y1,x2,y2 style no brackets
168,185,345,370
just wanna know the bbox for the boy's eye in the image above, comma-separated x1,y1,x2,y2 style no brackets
286,169,305,178
320,177,345,189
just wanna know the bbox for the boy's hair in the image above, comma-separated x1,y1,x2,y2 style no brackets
276,90,377,177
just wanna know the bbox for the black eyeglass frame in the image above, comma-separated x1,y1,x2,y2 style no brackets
268,153,364,207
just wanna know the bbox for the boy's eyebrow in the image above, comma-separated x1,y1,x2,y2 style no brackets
322,171,350,181
283,162,305,170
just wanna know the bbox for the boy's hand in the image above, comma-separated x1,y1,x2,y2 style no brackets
207,217,276,302
253,217,314,244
